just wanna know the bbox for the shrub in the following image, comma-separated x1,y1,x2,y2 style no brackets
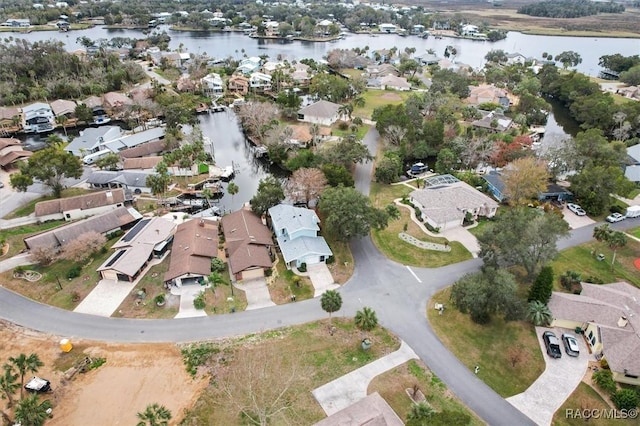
326,255,335,264
610,205,625,214
88,357,107,370
70,291,81,302
584,275,604,284
180,343,219,376
592,369,617,394
298,262,307,273
31,246,57,265
193,291,206,309
337,120,349,130
264,268,273,277
67,265,81,279
211,257,226,273
600,358,610,369
612,388,639,411
14,265,25,275
154,293,166,305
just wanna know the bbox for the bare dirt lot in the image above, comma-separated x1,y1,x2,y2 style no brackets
0,321,206,425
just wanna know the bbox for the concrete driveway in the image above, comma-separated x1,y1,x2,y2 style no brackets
74,279,137,317
562,206,595,229
440,226,480,257
237,277,275,310
507,327,589,426
173,284,208,319
308,263,339,297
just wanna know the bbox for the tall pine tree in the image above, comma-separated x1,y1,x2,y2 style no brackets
528,266,554,304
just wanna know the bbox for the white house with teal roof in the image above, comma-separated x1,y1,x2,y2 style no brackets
268,204,333,269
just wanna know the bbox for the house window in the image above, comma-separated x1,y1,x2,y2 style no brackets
65,213,71,219
587,330,596,346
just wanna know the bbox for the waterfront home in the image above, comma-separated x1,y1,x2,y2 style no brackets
461,24,479,36
22,102,55,134
98,216,175,282
228,75,250,95
264,21,279,36
164,218,219,286
410,174,498,231
262,61,285,74
506,52,528,66
482,171,573,203
1,19,30,27
35,188,126,222
50,99,76,119
123,156,162,171
0,107,22,134
119,140,167,159
0,138,32,170
249,72,272,91
471,110,513,133
297,100,342,126
103,92,133,117
82,95,110,125
268,204,333,270
201,73,224,97
24,206,141,251
221,207,274,281
289,62,312,85
466,84,511,109
101,126,166,154
237,57,262,75
414,52,440,66
86,170,156,195
66,126,122,157
379,23,397,34
379,75,411,91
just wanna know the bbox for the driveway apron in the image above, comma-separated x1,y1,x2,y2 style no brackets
307,263,339,297
237,277,276,310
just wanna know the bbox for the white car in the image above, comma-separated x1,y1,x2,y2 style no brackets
606,213,625,223
567,203,586,216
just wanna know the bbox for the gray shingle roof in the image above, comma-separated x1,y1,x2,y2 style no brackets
297,100,340,120
87,170,156,187
65,126,122,156
35,188,125,217
268,204,319,235
277,235,332,265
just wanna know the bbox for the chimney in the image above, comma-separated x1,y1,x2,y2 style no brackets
618,316,629,328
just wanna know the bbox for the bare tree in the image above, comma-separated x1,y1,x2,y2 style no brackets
507,345,529,368
460,137,494,169
236,102,279,143
284,168,328,206
383,125,407,147
59,232,107,263
218,345,306,426
30,246,57,266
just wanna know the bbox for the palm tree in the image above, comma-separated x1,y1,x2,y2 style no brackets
354,307,378,337
320,290,342,328
407,402,434,423
9,353,43,399
208,271,225,298
338,103,353,121
593,224,628,271
526,301,553,326
227,182,239,208
0,365,19,407
309,123,320,150
136,403,172,426
14,394,52,426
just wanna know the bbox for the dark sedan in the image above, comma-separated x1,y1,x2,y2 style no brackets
543,331,562,359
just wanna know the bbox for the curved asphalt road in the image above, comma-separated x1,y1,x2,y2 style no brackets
0,127,637,425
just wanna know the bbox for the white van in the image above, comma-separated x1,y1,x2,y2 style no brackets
83,149,112,165
626,205,640,218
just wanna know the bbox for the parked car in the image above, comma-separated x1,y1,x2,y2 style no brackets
567,203,586,216
606,213,625,223
542,331,562,359
562,333,580,357
24,376,51,393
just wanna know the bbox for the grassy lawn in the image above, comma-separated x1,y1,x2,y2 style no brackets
369,359,483,425
466,216,494,238
550,238,640,288
332,123,370,140
355,89,411,120
3,188,90,219
631,226,640,240
339,68,363,79
268,257,315,304
0,236,120,310
553,382,637,426
428,287,545,398
0,221,66,259
370,183,472,267
180,318,400,425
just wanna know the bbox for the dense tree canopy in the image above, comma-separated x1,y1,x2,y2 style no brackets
518,0,624,18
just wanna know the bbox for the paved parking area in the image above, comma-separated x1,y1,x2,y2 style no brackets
307,263,339,297
172,284,208,319
507,327,588,426
74,279,137,317
562,206,595,229
238,277,276,310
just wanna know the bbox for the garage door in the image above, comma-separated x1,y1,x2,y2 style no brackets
242,268,264,281
101,270,118,281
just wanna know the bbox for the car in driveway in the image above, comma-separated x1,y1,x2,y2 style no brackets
606,212,625,223
562,333,580,357
542,331,562,358
567,203,586,216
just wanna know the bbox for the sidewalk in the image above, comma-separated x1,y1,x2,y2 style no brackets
312,340,418,416
0,253,35,274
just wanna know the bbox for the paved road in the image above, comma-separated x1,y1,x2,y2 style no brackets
1,127,639,425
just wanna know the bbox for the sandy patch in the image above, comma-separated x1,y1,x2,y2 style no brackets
0,321,206,426
379,92,403,101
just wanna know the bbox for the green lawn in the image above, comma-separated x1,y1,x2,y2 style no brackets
550,238,640,288
0,221,66,259
553,382,637,426
332,123,370,140
354,89,411,119
632,226,640,240
3,188,90,219
428,287,545,398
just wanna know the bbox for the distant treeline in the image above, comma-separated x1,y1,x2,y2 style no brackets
517,0,625,18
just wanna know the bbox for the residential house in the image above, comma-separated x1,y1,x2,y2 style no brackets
625,143,640,182
378,23,397,34
297,100,342,126
97,217,175,282
316,19,333,35
201,73,224,97
286,124,331,146
249,72,272,91
0,107,22,133
1,19,30,27
268,204,333,269
22,102,54,134
86,170,156,195
100,126,166,154
548,282,640,385
164,218,218,286
365,64,399,78
461,24,480,36
483,171,573,203
262,61,284,74
221,207,274,281
410,174,499,230
0,138,32,169
35,189,126,222
414,52,440,66
82,96,110,125
119,140,167,159
472,110,513,132
617,86,640,101
313,392,403,426
24,206,141,251
380,75,411,91
49,99,77,126
289,62,312,85
65,126,123,157
228,75,250,95
411,24,426,35
466,84,511,109
237,57,262,75
264,21,279,36
102,92,133,117
506,52,528,66
123,156,163,171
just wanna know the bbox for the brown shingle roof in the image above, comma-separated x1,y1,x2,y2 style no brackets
0,107,20,121
0,138,21,150
49,99,77,117
313,392,404,426
123,156,163,170
34,189,126,217
221,208,273,274
0,147,32,167
119,140,166,158
164,219,218,281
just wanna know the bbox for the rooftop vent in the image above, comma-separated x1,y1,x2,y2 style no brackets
618,316,629,328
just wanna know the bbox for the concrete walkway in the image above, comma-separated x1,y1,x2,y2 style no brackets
172,284,208,319
74,254,168,317
307,263,340,297
312,340,418,416
0,253,34,274
236,277,276,311
507,327,589,426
